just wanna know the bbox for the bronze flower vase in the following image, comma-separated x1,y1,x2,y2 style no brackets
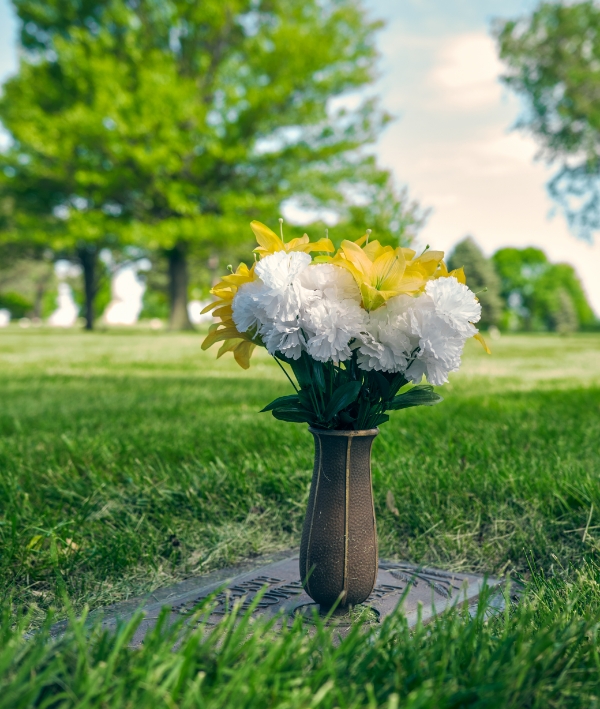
299,428,379,613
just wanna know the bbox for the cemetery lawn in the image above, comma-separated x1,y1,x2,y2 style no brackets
1,328,600,707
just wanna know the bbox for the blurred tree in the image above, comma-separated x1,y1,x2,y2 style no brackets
533,262,595,330
447,237,503,329
492,246,595,331
0,243,56,318
0,0,418,329
550,288,578,334
496,2,600,240
334,176,429,248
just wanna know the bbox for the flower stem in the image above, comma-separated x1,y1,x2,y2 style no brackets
273,356,298,393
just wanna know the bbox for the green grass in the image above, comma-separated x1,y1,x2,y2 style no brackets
1,329,600,707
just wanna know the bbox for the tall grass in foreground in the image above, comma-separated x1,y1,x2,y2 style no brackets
1,331,600,707
2,565,600,709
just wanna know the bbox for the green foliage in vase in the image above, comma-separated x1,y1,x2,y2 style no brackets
263,351,442,430
495,1,600,240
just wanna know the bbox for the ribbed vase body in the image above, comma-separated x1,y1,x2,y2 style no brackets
299,428,379,610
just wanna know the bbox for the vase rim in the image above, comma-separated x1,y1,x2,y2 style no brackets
308,427,379,437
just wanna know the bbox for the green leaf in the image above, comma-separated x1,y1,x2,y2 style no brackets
289,355,312,389
372,413,390,426
312,360,326,392
272,408,315,424
371,371,391,400
339,411,356,424
387,385,443,411
323,381,362,422
260,395,301,413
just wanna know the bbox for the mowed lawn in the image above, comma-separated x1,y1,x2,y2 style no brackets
1,329,600,708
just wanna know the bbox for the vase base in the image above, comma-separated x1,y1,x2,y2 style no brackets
294,602,380,626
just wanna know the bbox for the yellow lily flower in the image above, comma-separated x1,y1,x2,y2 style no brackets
201,262,258,369
332,239,445,311
251,220,334,257
434,260,466,284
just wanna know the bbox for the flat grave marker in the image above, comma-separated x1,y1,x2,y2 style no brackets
50,551,503,646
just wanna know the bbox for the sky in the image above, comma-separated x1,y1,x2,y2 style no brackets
1,0,599,314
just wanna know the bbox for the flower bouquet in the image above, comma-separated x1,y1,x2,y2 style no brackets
202,220,488,613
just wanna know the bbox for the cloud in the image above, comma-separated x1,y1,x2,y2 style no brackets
429,32,504,110
369,20,600,314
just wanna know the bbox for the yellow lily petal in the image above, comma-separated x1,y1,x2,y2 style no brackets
360,283,387,311
250,220,284,255
233,341,256,369
436,261,450,278
201,326,246,350
378,251,406,291
212,304,233,319
340,240,375,281
302,237,335,253
201,300,222,314
396,275,428,293
412,250,445,276
332,256,364,284
221,273,254,287
217,338,244,358
473,332,491,354
449,266,466,285
363,240,393,261
286,234,311,251
401,247,417,260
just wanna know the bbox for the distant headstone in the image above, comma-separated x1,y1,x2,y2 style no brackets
103,267,145,326
48,283,78,328
188,299,214,325
50,552,502,646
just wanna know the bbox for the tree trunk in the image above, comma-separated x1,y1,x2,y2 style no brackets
78,245,98,331
167,242,194,330
33,266,53,319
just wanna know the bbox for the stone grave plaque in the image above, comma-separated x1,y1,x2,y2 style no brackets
50,551,502,646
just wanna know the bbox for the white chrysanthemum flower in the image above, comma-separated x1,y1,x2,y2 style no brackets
232,279,269,333
355,333,404,373
253,250,312,321
425,276,481,336
260,320,306,360
303,298,367,362
404,295,466,385
293,263,367,362
233,251,312,358
356,289,470,383
406,334,465,386
356,295,415,373
299,264,361,303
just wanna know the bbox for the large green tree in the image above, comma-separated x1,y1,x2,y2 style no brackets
0,0,400,329
492,246,595,331
496,1,600,240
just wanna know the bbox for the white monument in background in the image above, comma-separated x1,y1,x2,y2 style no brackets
48,283,79,327
188,299,214,325
103,265,145,326
0,309,10,327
